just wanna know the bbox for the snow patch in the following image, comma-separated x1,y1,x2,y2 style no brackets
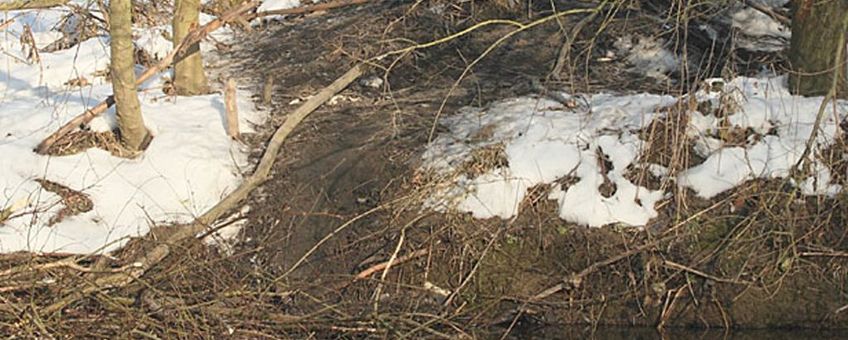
0,6,265,254
613,35,680,79
421,76,847,227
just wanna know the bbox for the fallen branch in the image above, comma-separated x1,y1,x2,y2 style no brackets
39,64,366,316
0,0,67,10
34,0,261,154
355,249,429,280
252,0,371,18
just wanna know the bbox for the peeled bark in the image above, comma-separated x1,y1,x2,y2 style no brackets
173,0,209,95
788,0,848,97
110,0,146,151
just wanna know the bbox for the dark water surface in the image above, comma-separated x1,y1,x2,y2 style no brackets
495,326,848,339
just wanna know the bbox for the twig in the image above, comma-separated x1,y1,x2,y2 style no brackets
356,249,429,280
38,64,366,316
0,18,14,30
799,251,848,258
262,74,275,106
663,260,752,285
35,1,261,154
549,9,599,80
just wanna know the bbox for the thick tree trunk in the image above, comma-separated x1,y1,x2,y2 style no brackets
788,0,848,97
110,0,146,151
173,0,209,95
0,0,67,10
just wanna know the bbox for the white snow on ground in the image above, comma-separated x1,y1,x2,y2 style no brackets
135,12,236,59
613,35,680,79
258,0,301,12
0,7,264,253
422,94,677,225
679,77,844,198
421,77,847,227
731,1,790,51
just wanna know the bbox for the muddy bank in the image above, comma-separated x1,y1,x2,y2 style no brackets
222,1,847,334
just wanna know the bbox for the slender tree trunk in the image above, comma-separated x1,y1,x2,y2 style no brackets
173,0,209,95
110,0,146,151
788,0,848,97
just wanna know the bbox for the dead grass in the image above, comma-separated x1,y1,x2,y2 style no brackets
44,129,141,158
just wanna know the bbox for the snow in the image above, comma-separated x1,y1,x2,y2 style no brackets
422,94,677,226
0,7,264,253
258,0,301,12
731,2,790,51
613,35,680,79
679,77,844,198
421,77,847,227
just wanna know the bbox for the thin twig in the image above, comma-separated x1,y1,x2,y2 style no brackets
356,249,429,280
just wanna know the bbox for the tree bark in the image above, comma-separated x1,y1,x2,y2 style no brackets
0,0,67,10
110,0,146,151
173,0,209,95
788,0,848,97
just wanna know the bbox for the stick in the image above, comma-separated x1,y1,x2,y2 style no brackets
34,1,261,154
252,0,371,18
39,64,365,316
355,249,429,280
224,78,240,139
262,74,275,106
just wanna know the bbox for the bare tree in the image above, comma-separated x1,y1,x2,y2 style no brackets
788,0,848,97
173,0,210,95
111,0,147,151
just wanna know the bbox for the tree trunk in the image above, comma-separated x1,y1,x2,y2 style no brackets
173,0,209,95
110,0,146,151
788,0,848,97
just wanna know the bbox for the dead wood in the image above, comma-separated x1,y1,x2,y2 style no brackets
355,249,429,280
262,74,275,105
34,1,261,154
224,78,240,139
